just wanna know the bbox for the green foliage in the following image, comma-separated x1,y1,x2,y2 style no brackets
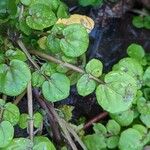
0,0,150,149
110,109,134,126
119,128,143,150
132,16,150,29
60,24,89,57
0,59,31,96
106,120,121,135
79,0,103,6
77,74,96,96
26,4,57,30
85,58,103,77
96,71,137,113
42,73,70,102
0,121,14,148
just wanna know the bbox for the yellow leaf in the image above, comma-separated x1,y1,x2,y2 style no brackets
56,14,94,33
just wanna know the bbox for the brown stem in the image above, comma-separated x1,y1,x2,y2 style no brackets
27,81,34,141
29,50,104,84
17,40,40,70
33,89,62,144
83,112,108,130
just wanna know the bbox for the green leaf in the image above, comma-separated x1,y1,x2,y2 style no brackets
113,57,143,89
0,59,31,96
18,113,28,129
77,74,96,96
30,0,60,11
144,16,150,29
85,58,103,77
41,62,57,76
46,34,61,54
137,97,150,114
3,138,33,150
20,0,31,6
3,102,20,125
33,136,56,150
83,134,106,150
143,88,150,99
132,124,147,137
119,128,143,150
106,135,119,149
143,67,150,87
68,72,81,86
96,71,137,113
31,71,45,88
79,0,103,6
19,19,32,35
0,121,14,148
110,109,134,126
34,112,43,128
60,24,89,57
58,105,74,121
57,2,68,18
5,49,27,61
106,119,120,135
132,16,144,28
93,123,107,135
26,4,57,30
140,114,150,128
127,43,145,61
42,73,70,102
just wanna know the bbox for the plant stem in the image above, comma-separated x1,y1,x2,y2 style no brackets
83,112,108,130
13,90,26,105
29,50,104,84
27,81,34,141
33,89,62,144
17,40,40,70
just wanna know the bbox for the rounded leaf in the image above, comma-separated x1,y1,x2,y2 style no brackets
85,59,103,77
42,73,70,102
96,71,137,113
127,43,145,61
93,123,107,135
0,59,31,96
31,71,45,88
106,119,120,135
0,121,14,148
119,128,143,150
33,136,56,150
143,66,150,87
60,24,89,57
132,124,147,136
18,113,28,129
77,74,96,96
34,112,43,128
26,4,57,30
3,102,20,125
113,58,143,89
106,135,119,149
83,134,106,150
5,49,27,61
110,109,134,126
140,114,150,128
4,138,33,150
